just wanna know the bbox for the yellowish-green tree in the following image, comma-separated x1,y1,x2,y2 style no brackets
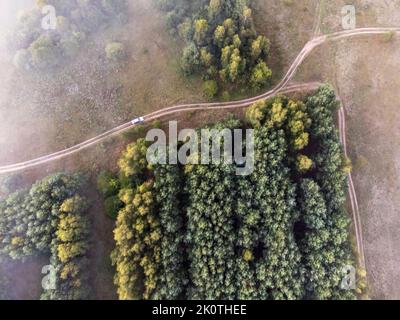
194,19,209,45
245,100,267,128
118,138,149,178
112,180,163,300
297,155,313,173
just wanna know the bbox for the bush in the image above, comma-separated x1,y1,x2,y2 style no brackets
181,43,200,75
203,80,218,98
97,171,120,197
104,196,122,219
29,34,61,70
60,32,85,58
383,31,396,42
10,1,129,72
10,8,41,51
105,42,126,62
221,90,231,101
13,49,32,71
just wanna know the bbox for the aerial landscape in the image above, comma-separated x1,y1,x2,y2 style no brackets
0,0,399,303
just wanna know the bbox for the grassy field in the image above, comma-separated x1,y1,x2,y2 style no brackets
252,0,319,83
334,36,400,300
0,0,205,167
318,0,400,34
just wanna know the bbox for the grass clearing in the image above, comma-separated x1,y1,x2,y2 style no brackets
0,0,204,167
253,0,319,83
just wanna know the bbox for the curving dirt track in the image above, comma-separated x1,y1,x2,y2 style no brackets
0,82,320,174
1,27,399,175
0,26,396,284
338,104,366,271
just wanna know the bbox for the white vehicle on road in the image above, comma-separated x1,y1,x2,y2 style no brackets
131,116,145,125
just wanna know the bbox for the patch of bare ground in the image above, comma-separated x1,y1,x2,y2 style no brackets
253,0,319,83
319,0,400,34
0,255,48,300
334,36,400,300
86,186,117,300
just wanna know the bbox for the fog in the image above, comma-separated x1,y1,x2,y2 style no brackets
0,0,35,46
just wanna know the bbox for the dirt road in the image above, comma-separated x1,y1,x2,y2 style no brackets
1,27,399,174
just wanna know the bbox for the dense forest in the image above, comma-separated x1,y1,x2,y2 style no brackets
155,0,272,97
0,173,90,299
10,0,128,71
100,85,363,300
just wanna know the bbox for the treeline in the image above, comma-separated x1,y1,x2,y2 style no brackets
103,139,187,300
101,85,361,300
11,0,128,71
0,173,91,299
300,86,357,299
155,0,272,97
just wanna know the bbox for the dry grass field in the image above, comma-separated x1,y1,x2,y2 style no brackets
0,0,204,167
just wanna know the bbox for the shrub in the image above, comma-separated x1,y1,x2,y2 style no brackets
104,196,122,219
203,80,218,98
105,42,126,62
97,171,120,197
181,43,200,75
60,32,85,58
29,34,61,70
250,60,272,89
10,1,129,72
13,49,32,71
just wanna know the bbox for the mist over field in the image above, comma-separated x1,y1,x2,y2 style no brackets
0,0,35,46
